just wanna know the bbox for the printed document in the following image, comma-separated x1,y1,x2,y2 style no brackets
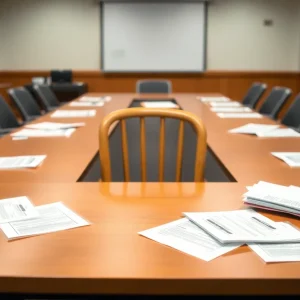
79,96,111,102
0,155,46,169
0,196,39,223
211,107,252,113
210,102,242,107
197,96,230,102
0,202,90,240
26,122,85,130
217,113,263,119
271,152,300,167
11,128,75,138
228,123,279,135
51,110,96,118
69,101,104,107
249,223,300,262
139,218,242,261
184,209,300,243
256,128,300,138
141,101,178,108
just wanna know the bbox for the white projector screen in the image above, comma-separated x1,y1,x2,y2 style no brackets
101,2,206,72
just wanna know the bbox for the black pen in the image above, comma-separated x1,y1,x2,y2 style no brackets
206,218,232,234
251,216,276,230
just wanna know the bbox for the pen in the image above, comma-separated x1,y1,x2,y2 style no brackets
251,216,276,230
206,218,232,234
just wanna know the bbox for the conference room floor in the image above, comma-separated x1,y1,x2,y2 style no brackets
0,93,300,296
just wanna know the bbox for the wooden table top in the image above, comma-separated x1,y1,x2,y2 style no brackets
0,93,299,185
0,182,299,295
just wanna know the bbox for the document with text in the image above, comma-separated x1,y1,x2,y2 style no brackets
256,128,300,138
217,113,263,119
229,123,279,135
210,102,242,107
271,152,300,167
79,96,111,102
184,209,300,243
197,96,230,102
0,196,39,223
139,218,242,261
69,102,104,107
211,107,252,113
0,155,46,169
0,202,90,240
249,223,300,262
11,128,75,138
51,110,96,118
141,101,179,108
26,122,85,130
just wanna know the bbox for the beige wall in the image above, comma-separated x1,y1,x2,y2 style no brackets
0,0,299,71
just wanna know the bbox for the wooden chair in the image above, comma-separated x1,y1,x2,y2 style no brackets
99,108,207,182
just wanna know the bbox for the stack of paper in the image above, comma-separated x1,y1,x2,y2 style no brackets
243,181,300,217
256,128,300,138
0,155,46,169
217,113,263,119
271,152,300,167
69,101,104,107
140,207,300,263
79,96,111,102
141,101,179,108
51,110,96,118
210,102,242,107
229,123,279,135
211,107,252,113
25,122,85,130
197,96,230,103
11,128,75,138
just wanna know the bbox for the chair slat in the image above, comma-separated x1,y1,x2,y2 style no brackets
140,117,147,182
121,119,130,181
175,120,184,182
159,117,165,182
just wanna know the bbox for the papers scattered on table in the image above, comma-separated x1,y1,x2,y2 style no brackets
256,128,300,138
141,101,179,108
69,101,104,107
184,209,300,243
11,128,75,138
210,101,242,107
0,196,39,223
243,181,300,217
0,202,90,240
229,123,279,135
79,96,111,102
211,107,252,113
0,155,46,169
271,152,300,167
25,122,85,130
249,223,300,263
139,218,241,261
51,110,96,118
197,96,230,102
217,113,263,119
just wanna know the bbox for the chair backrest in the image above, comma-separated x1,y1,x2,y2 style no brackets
136,80,172,94
51,70,73,83
242,82,267,108
281,93,300,129
8,87,42,121
33,84,60,111
99,108,207,182
0,96,20,129
258,86,292,119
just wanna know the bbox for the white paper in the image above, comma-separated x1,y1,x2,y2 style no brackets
184,209,300,243
69,102,104,107
229,124,279,135
0,202,90,240
271,152,300,167
256,128,300,138
141,101,178,108
11,128,75,138
249,223,300,262
0,155,46,169
26,122,85,130
211,107,252,113
217,113,263,119
0,196,39,223
197,96,230,102
210,102,242,107
79,96,111,102
139,218,241,262
51,110,96,118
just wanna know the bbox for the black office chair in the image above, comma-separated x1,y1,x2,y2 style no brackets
0,96,21,137
242,82,267,108
258,87,292,120
8,87,43,122
281,93,300,130
136,80,172,94
33,84,61,112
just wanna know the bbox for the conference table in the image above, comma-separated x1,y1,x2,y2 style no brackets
0,93,300,297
